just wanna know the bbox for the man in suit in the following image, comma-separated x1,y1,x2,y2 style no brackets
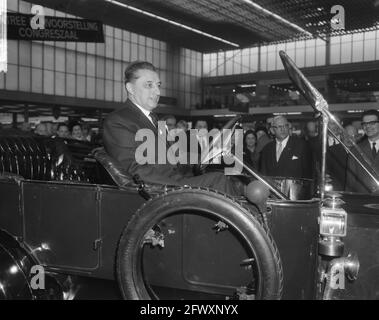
103,61,240,195
326,125,358,191
346,110,379,193
260,115,312,179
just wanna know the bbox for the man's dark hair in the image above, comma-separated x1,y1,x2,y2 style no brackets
124,61,156,86
255,126,268,135
362,109,379,120
69,121,82,132
57,123,68,131
161,114,176,122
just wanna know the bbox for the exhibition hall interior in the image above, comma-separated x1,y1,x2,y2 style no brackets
0,0,379,301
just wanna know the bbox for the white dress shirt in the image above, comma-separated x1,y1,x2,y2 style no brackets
133,102,156,127
276,135,289,149
368,139,379,153
276,135,289,161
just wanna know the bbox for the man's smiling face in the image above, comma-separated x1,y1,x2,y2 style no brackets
362,114,379,141
127,69,161,112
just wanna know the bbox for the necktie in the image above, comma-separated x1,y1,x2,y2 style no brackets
372,142,377,158
276,141,283,162
149,112,158,127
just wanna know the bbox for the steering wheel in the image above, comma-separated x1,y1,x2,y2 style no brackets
195,115,242,174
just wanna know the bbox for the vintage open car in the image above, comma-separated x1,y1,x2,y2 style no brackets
0,52,378,300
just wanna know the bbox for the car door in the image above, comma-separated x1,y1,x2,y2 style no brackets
22,180,100,273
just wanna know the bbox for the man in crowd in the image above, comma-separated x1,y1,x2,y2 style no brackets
260,115,312,179
304,120,321,178
194,119,209,160
346,109,379,193
82,123,92,142
34,123,48,136
70,122,84,141
326,124,358,191
45,122,55,137
305,120,318,139
255,126,271,154
161,115,177,147
56,123,70,139
345,124,360,145
162,115,177,132
266,116,275,138
176,120,188,132
327,116,342,147
19,121,32,133
103,61,240,195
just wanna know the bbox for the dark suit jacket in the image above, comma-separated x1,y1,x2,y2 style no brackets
243,149,259,169
260,136,312,179
326,143,349,191
103,100,240,195
346,139,379,193
103,100,190,185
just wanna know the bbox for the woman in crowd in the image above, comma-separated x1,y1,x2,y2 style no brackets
243,130,259,169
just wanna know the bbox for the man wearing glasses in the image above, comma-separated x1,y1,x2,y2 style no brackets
260,115,312,179
346,109,379,193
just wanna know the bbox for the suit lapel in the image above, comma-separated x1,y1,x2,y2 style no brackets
270,142,277,166
125,100,173,153
360,139,375,162
125,100,157,134
275,136,293,165
280,137,293,162
354,139,379,179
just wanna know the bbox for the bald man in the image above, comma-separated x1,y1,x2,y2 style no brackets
260,116,312,179
35,123,48,136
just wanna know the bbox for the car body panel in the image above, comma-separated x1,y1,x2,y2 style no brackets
97,186,145,279
268,200,319,299
22,181,100,272
0,174,320,299
0,180,23,238
331,193,379,300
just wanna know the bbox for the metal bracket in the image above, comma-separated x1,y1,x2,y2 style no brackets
93,239,102,251
143,229,164,248
213,221,228,233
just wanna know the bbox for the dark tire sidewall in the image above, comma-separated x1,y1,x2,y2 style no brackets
117,188,283,300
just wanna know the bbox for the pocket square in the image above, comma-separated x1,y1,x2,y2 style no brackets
292,155,299,160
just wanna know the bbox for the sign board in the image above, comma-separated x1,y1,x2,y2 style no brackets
7,12,104,42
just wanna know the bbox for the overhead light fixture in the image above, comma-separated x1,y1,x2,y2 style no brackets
239,84,256,88
214,114,237,118
273,112,302,115
105,0,240,48
347,110,363,113
240,0,313,38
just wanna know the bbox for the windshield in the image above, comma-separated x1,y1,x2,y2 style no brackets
200,115,288,200
279,50,379,194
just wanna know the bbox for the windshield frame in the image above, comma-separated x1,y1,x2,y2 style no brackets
279,50,379,198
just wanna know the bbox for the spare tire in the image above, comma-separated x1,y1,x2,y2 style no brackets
116,187,283,300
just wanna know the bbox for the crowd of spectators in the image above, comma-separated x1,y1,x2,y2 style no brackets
157,111,378,194
13,120,101,144
2,109,377,194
